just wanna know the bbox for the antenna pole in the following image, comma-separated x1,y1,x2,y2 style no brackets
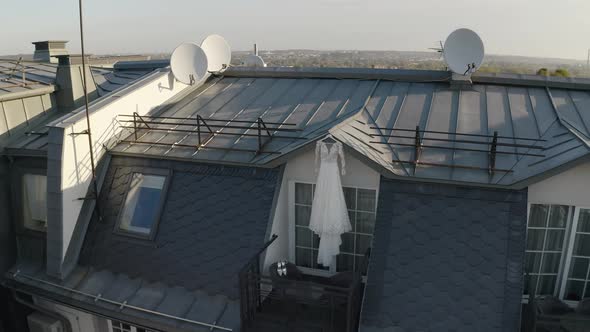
254,43,258,56
78,0,101,218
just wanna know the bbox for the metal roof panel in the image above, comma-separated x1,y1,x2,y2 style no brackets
111,72,590,187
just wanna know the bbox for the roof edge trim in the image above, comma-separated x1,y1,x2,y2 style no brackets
223,67,590,91
3,274,231,332
224,67,451,82
0,86,56,102
47,68,166,128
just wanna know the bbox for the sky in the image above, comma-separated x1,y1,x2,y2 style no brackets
3,0,589,60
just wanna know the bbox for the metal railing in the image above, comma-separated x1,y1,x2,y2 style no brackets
118,113,306,156
239,235,365,332
0,58,52,88
370,126,546,175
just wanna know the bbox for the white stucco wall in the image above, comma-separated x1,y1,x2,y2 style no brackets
264,145,381,271
528,161,590,207
48,69,191,265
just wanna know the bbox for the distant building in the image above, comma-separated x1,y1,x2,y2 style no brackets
2,50,590,332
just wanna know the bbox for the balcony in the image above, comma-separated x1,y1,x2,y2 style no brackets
239,235,366,332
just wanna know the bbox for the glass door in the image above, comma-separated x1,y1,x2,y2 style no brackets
561,207,590,302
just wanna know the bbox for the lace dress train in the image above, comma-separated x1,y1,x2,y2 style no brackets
308,140,352,266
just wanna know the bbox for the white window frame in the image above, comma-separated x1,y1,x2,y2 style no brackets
114,168,171,240
107,320,153,332
524,203,590,306
288,180,378,276
559,205,590,305
523,203,574,302
21,173,48,232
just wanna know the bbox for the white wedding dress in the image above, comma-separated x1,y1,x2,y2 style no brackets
309,140,352,266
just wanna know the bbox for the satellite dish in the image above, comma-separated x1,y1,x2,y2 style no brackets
201,34,231,73
443,29,485,75
243,54,266,68
170,42,208,85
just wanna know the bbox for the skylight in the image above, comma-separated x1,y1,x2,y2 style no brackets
117,171,169,238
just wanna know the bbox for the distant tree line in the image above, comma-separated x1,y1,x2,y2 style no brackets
536,68,571,77
230,51,588,78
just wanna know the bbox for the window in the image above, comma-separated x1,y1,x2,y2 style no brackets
117,171,169,238
293,182,377,273
524,204,570,297
563,208,590,301
22,174,47,232
108,320,155,332
524,203,590,304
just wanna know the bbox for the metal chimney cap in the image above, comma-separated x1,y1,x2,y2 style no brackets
53,54,71,66
32,41,69,51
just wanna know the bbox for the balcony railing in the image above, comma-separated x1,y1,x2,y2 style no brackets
239,235,365,332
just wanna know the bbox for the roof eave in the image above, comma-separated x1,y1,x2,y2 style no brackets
3,277,196,332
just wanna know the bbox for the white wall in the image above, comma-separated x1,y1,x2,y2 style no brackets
48,69,191,268
34,297,107,332
264,145,381,272
528,162,590,207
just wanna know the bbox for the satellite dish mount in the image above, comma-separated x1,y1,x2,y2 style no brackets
443,28,485,83
200,34,232,74
170,42,209,85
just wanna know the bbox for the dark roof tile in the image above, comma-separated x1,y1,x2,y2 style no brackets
80,157,278,300
360,178,526,332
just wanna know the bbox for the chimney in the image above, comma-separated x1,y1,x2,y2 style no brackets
32,40,69,63
54,54,98,110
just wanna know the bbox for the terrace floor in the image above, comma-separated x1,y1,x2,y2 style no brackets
246,291,349,332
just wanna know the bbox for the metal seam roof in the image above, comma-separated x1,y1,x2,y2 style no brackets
224,67,590,91
338,81,587,185
0,60,153,153
109,71,590,187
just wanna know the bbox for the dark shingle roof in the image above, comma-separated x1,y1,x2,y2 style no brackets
80,156,279,299
1,157,280,331
361,178,527,331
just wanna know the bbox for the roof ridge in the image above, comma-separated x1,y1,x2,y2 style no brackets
224,67,590,91
329,79,413,176
545,87,590,147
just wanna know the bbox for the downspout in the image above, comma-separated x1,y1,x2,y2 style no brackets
11,290,73,332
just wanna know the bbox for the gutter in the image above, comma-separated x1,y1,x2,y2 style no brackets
0,85,56,102
12,289,73,332
10,270,233,332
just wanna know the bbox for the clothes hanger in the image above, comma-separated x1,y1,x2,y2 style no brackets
320,133,337,144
